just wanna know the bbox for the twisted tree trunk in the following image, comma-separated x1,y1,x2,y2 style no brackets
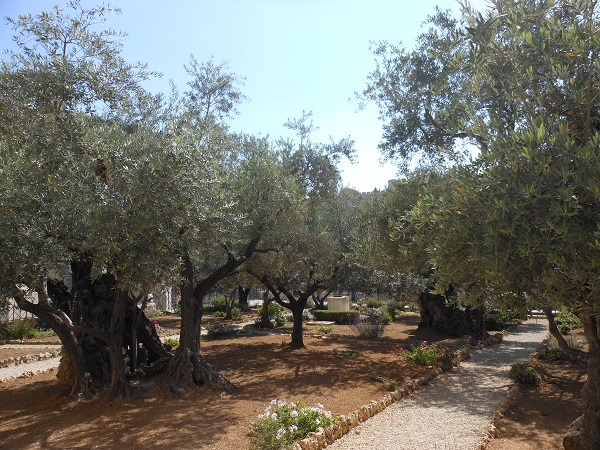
563,314,600,450
418,291,486,338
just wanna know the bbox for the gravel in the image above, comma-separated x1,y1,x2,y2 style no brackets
0,345,61,382
327,317,550,450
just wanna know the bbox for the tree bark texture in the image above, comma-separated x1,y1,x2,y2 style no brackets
166,260,233,396
417,291,486,338
106,288,130,400
289,297,309,349
563,314,600,450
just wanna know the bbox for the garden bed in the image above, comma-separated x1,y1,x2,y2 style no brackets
0,313,463,449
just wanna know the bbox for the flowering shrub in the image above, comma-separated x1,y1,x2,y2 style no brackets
462,335,484,348
153,321,176,337
394,341,455,367
248,399,337,450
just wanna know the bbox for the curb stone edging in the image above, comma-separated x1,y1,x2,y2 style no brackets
290,333,504,450
477,339,548,449
0,350,61,369
476,383,522,449
291,348,472,450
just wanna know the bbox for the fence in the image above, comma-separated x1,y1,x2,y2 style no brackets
1,295,37,325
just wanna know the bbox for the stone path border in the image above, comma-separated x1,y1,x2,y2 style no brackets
297,319,549,450
0,349,61,369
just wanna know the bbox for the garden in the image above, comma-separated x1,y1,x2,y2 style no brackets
0,309,468,449
0,304,588,449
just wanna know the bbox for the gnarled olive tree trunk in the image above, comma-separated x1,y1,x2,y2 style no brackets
418,291,486,338
166,255,233,395
562,313,600,450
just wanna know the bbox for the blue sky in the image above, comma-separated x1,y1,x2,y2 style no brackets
1,0,489,192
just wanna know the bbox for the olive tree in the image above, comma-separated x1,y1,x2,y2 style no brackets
247,114,356,349
362,1,600,447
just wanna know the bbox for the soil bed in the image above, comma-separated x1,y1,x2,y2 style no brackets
0,313,449,449
485,329,587,449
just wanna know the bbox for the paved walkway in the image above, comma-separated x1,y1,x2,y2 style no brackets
328,318,549,450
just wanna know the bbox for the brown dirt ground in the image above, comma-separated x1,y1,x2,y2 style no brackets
0,314,587,449
485,329,588,450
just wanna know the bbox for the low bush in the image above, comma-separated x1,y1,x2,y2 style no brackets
145,308,165,318
213,311,227,318
248,399,337,450
5,319,37,339
163,337,179,348
231,307,245,321
485,309,523,331
204,296,227,313
536,344,567,361
364,297,383,309
316,324,334,334
351,308,390,339
206,324,236,339
254,303,287,329
313,310,359,324
554,307,582,334
329,349,362,357
395,341,455,368
509,362,543,385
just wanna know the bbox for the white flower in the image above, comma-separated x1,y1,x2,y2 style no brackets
317,403,324,410
278,400,287,408
276,428,286,440
324,411,332,419
290,410,298,418
271,413,278,421
270,399,278,406
289,425,298,433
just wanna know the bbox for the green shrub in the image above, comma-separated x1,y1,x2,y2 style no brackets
370,372,384,382
387,379,398,391
383,300,406,320
208,296,228,312
6,319,37,339
206,325,236,339
316,324,334,334
231,307,245,321
254,315,274,329
554,307,582,334
163,337,179,348
145,308,164,318
31,328,56,338
485,309,523,331
395,341,455,368
248,400,337,450
313,310,359,324
351,308,390,339
329,349,362,357
213,311,227,318
364,297,383,309
509,362,542,385
536,344,567,361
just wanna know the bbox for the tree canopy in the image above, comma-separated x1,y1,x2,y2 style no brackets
362,1,600,447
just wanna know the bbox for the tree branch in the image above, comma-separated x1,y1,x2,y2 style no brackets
543,306,594,358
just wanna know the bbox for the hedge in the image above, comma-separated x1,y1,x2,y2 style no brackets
313,310,359,324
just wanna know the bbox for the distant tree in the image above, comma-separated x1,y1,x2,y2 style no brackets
248,117,356,348
362,1,600,447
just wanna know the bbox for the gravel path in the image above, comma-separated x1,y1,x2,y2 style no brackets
0,346,61,382
328,318,549,450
